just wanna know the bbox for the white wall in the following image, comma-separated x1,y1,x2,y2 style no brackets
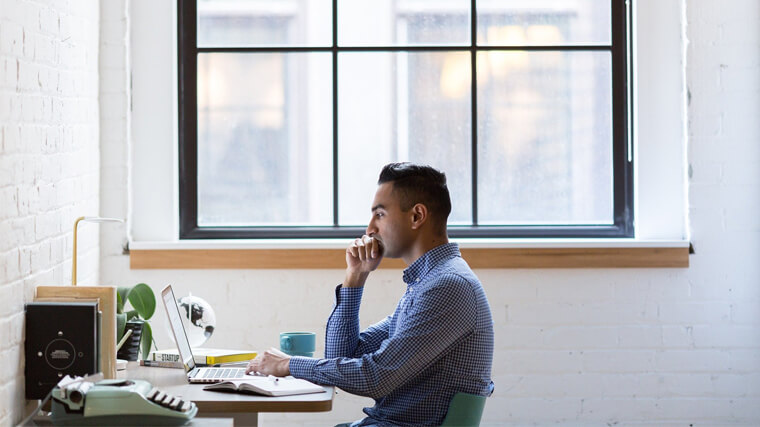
0,1,101,425
98,0,760,425
0,0,754,425
98,0,130,254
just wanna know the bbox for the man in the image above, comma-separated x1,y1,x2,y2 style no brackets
247,162,494,426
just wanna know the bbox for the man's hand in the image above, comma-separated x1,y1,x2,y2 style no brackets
245,347,291,377
344,235,384,287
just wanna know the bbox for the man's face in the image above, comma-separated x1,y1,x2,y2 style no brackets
366,183,415,259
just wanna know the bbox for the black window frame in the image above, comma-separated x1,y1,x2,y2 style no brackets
178,0,634,239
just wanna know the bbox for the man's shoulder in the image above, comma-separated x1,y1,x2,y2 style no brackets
423,264,480,299
414,270,480,320
430,255,479,286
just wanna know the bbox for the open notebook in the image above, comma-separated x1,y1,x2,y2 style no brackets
203,375,325,397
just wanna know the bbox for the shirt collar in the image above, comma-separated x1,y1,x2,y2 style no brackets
402,242,460,285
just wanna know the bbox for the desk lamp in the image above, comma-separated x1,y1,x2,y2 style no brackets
31,216,125,379
72,216,124,285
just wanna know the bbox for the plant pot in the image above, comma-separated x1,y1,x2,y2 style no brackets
117,320,144,361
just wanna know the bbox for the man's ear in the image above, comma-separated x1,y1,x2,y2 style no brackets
409,203,428,230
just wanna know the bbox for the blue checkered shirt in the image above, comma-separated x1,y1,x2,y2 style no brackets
289,243,494,426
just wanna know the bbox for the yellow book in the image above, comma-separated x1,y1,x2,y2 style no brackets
205,351,258,365
150,348,257,365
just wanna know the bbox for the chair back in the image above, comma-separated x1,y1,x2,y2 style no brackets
440,392,487,427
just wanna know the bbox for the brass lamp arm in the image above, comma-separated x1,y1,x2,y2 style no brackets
71,216,124,286
72,216,85,286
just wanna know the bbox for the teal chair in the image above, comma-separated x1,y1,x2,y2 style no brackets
440,383,493,427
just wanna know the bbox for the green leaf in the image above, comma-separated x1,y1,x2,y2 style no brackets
140,321,153,360
116,313,127,342
126,309,138,321
127,283,156,320
116,287,130,314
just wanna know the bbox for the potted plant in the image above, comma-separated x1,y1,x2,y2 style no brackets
116,283,156,361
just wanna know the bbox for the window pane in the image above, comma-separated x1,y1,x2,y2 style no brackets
197,53,333,226
197,0,332,47
338,52,472,226
338,0,470,46
477,0,611,46
477,51,613,224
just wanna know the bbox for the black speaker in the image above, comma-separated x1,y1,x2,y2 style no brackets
25,301,99,399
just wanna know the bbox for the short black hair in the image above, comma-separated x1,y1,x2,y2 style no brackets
377,162,452,233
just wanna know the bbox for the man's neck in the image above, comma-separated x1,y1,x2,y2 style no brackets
402,235,449,266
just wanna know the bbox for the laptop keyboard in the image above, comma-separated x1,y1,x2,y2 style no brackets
202,368,245,379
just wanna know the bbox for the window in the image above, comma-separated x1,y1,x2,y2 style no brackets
178,0,632,239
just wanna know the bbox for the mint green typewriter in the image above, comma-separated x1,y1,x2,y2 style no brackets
50,378,197,426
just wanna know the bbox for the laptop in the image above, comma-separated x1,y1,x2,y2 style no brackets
161,285,250,383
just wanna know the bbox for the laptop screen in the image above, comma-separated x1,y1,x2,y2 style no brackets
161,285,196,371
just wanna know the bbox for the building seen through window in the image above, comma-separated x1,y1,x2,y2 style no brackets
184,0,628,237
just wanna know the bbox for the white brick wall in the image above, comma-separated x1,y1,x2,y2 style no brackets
0,0,100,424
96,0,756,425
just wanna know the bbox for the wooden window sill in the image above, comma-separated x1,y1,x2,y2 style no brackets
129,240,690,269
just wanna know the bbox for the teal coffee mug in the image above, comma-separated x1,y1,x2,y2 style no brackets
280,332,316,357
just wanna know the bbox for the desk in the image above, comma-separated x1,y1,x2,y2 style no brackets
119,362,334,426
29,416,234,426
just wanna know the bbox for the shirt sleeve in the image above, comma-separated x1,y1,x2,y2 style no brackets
323,285,391,359
289,274,477,399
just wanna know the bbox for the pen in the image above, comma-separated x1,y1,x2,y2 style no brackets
116,329,133,351
267,375,279,385
139,359,183,369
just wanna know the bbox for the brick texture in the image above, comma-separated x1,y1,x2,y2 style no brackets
97,0,760,425
1,0,756,425
0,0,100,424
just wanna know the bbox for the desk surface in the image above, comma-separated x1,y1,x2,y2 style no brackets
30,416,234,426
120,362,334,413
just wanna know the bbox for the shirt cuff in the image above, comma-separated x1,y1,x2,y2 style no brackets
334,285,364,317
289,356,319,379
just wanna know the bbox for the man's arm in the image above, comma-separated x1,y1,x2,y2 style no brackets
245,286,392,377
247,235,386,376
325,234,387,357
325,285,391,358
290,275,477,399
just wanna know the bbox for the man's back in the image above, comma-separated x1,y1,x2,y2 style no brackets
250,163,495,427
360,243,494,425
